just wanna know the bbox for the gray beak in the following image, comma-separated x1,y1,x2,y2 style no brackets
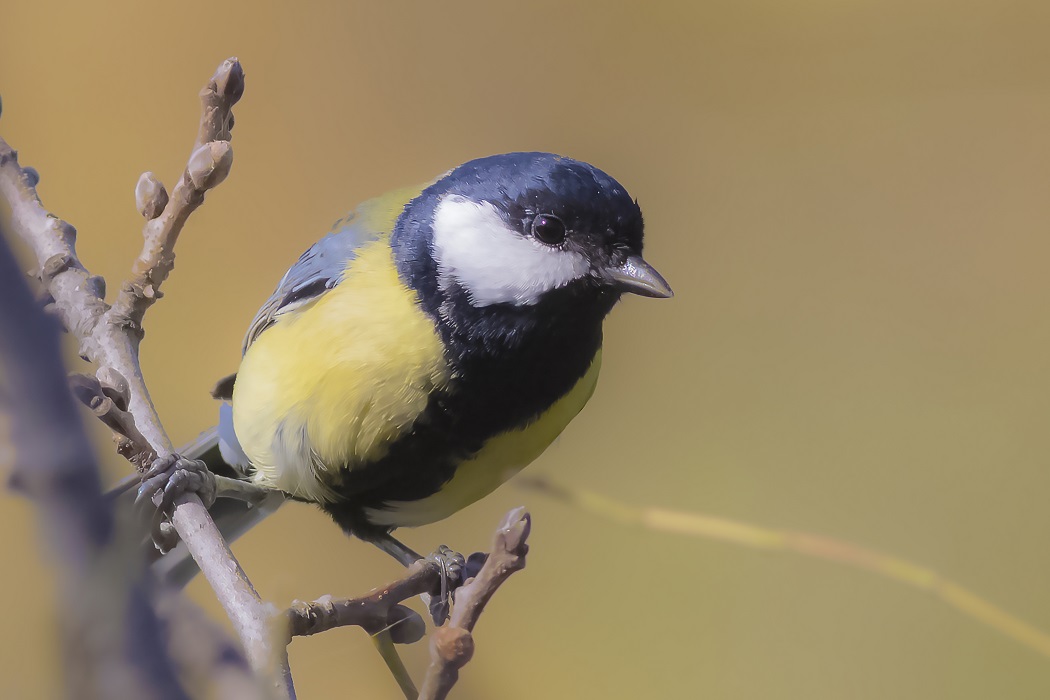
603,255,674,298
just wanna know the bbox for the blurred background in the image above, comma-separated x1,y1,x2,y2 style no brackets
3,1,1050,697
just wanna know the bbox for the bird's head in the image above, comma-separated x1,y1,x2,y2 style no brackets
393,152,671,343
394,152,671,311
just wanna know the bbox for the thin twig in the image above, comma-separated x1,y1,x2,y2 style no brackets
418,508,531,700
110,59,241,333
69,372,155,468
521,476,1050,661
0,58,294,697
283,509,532,699
285,559,436,642
285,575,428,700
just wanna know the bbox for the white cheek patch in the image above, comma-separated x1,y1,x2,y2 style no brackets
431,195,590,306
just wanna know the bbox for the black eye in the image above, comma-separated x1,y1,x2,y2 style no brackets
531,214,566,245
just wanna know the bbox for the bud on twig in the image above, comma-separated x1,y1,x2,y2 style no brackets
213,58,245,104
135,172,168,220
187,141,233,191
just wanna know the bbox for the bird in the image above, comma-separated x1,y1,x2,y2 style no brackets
134,151,672,590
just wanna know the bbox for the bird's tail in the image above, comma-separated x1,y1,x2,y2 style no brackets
109,426,285,589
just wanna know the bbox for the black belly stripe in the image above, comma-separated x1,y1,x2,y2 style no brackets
321,280,614,536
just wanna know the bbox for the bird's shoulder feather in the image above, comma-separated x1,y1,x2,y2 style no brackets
241,184,427,353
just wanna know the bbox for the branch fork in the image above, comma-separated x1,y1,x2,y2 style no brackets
0,57,296,696
418,508,531,700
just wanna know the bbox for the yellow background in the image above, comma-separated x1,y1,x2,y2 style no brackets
3,1,1050,697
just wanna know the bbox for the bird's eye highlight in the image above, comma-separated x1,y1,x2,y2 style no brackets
531,214,566,245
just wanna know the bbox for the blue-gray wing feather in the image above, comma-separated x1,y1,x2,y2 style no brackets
241,214,379,353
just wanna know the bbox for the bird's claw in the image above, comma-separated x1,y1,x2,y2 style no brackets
135,454,216,553
425,544,466,625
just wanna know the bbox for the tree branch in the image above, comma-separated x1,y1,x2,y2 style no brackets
280,509,532,700
0,222,187,699
0,58,294,698
285,560,434,643
418,508,531,700
110,58,240,334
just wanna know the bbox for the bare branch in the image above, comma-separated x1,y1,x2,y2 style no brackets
0,224,186,699
0,144,107,348
281,510,533,698
418,508,531,700
111,57,243,332
70,372,155,468
0,58,294,698
285,560,435,643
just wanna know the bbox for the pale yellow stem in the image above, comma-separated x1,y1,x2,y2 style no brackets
523,477,1050,660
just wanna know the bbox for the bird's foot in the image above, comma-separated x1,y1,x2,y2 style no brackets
136,454,216,553
424,545,466,625
363,532,491,626
421,548,493,624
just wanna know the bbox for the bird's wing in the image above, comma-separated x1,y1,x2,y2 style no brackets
240,185,428,354
241,214,377,353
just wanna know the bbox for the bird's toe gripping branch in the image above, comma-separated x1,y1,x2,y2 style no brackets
424,545,466,626
136,454,217,552
424,547,493,625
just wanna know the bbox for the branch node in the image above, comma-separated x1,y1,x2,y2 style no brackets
106,304,144,336
433,626,474,668
417,509,532,699
115,436,137,461
96,366,131,412
1,57,288,696
41,252,74,281
85,274,106,299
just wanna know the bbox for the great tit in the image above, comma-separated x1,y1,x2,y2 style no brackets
141,151,671,582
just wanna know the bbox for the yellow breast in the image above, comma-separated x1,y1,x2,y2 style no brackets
231,238,451,502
